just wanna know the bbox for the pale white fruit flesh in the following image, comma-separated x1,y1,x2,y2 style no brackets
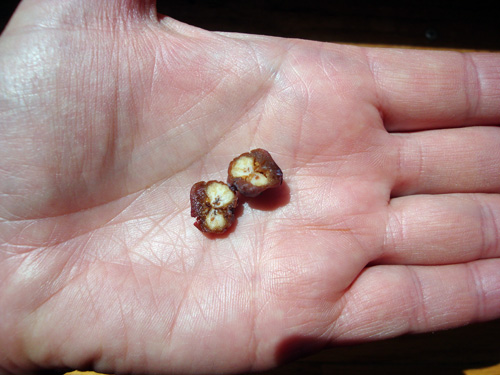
205,209,227,231
206,182,235,208
230,156,268,186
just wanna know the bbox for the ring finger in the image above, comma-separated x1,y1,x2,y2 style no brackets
376,193,500,265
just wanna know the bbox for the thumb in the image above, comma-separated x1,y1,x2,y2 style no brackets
2,0,158,33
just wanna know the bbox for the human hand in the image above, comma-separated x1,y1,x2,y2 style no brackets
1,1,499,373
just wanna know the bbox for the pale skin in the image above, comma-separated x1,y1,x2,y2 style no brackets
1,0,499,374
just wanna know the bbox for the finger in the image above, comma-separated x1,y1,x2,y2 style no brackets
365,48,500,131
379,194,500,265
392,126,500,196
332,259,500,342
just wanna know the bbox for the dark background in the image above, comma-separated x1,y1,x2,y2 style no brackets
1,1,500,374
2,0,500,50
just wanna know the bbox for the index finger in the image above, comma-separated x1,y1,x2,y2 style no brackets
366,49,500,131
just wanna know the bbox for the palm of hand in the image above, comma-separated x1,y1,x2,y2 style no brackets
1,2,499,374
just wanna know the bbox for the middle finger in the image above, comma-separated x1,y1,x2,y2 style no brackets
391,126,500,197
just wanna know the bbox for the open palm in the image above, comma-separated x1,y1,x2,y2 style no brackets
1,1,499,373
